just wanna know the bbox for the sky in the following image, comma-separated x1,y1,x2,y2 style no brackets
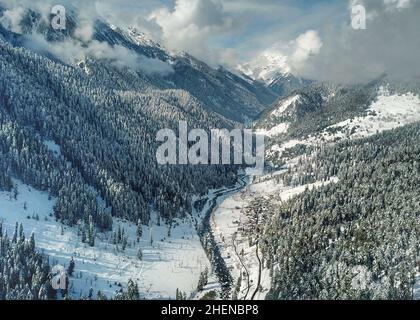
0,0,419,83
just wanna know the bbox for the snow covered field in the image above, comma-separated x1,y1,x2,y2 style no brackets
0,179,210,299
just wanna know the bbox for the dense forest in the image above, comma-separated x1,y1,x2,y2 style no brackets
0,34,239,231
0,222,54,300
254,123,420,299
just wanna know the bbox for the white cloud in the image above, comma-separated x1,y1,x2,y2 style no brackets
1,0,418,82
74,21,94,42
0,0,173,75
289,30,323,72
383,0,411,10
23,33,173,75
149,0,234,65
0,7,25,33
241,30,322,80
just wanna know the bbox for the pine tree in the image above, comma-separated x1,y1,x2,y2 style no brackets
136,219,142,242
67,257,75,276
29,232,35,251
137,249,143,260
18,223,25,243
126,279,139,300
12,222,18,243
88,215,95,247
197,267,209,291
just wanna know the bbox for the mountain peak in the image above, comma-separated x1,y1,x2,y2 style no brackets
237,51,291,85
125,27,162,49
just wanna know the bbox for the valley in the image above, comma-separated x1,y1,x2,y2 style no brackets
0,1,419,301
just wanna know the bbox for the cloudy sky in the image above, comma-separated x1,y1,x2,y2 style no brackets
1,0,419,83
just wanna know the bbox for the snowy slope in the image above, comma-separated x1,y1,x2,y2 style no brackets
267,86,420,160
0,179,210,299
257,95,301,137
219,86,420,300
270,95,301,117
325,87,420,140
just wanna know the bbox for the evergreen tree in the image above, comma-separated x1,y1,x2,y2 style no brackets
197,267,209,291
67,257,75,277
126,279,140,300
136,219,142,242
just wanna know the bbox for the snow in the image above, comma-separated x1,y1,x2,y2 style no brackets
237,51,290,84
248,177,338,199
256,95,302,138
127,28,162,49
270,95,300,117
267,87,420,160
318,87,420,142
257,123,289,138
44,140,62,157
268,139,302,159
210,169,338,300
0,179,210,299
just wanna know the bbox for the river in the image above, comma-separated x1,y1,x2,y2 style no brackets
194,175,248,299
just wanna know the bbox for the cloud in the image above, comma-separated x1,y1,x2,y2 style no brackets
1,0,419,83
293,0,420,83
383,0,411,10
23,33,173,75
74,21,94,42
0,0,173,75
149,0,235,66
0,7,25,33
289,30,323,71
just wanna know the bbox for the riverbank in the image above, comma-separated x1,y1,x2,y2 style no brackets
191,175,249,299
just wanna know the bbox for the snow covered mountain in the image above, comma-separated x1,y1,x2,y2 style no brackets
0,5,255,299
238,51,310,96
206,79,420,300
0,3,419,302
238,51,290,84
254,78,420,164
0,6,278,122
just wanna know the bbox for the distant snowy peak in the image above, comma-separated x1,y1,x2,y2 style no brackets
237,51,311,97
238,51,291,85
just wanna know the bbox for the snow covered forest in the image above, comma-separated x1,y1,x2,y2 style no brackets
261,123,420,299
